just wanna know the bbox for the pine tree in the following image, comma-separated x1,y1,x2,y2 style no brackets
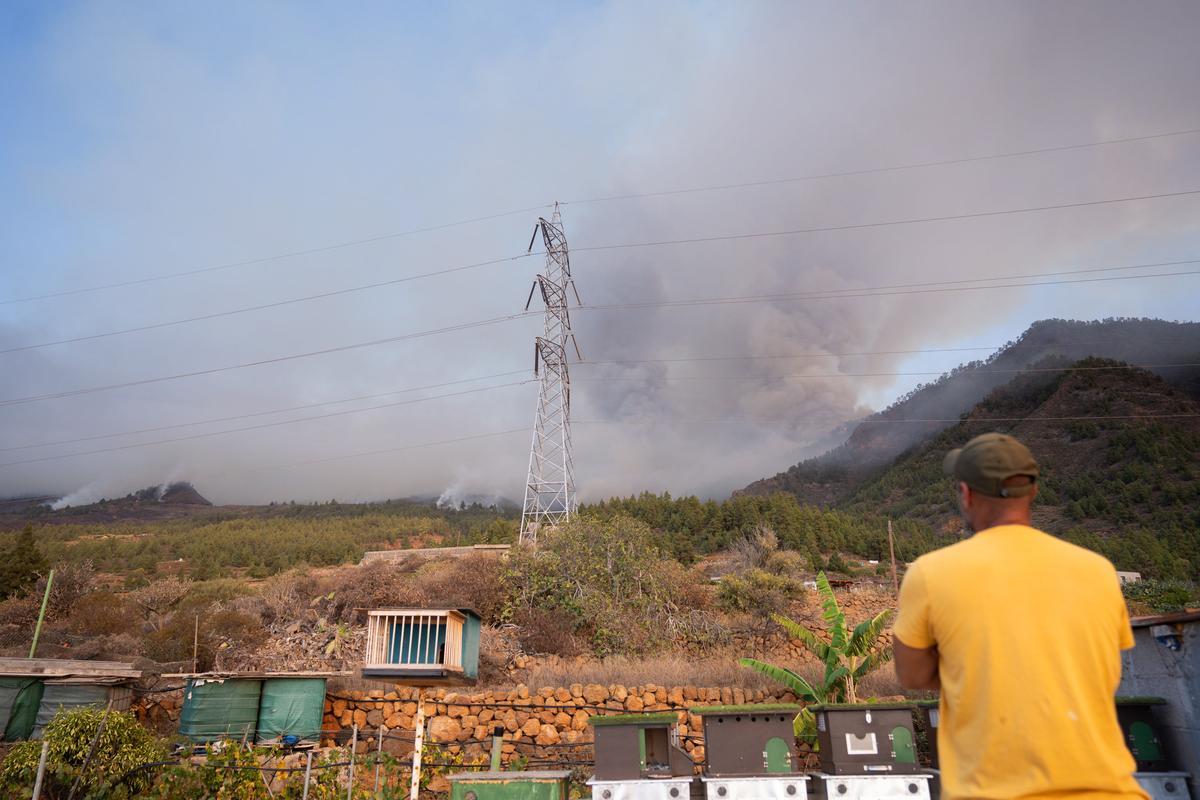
0,525,48,598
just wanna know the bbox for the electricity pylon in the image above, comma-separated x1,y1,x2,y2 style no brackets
519,203,581,546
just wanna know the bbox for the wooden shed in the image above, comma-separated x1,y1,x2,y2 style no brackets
362,608,481,684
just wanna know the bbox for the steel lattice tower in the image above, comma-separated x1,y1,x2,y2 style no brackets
519,204,581,546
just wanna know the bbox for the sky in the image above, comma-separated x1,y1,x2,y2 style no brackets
1,1,1199,506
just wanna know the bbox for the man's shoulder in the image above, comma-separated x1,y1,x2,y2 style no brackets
911,525,1119,577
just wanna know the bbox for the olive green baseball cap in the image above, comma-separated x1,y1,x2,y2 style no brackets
943,432,1039,498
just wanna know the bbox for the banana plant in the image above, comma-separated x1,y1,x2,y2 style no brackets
740,572,894,741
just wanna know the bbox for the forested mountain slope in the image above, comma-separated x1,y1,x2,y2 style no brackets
739,318,1200,505
839,358,1200,578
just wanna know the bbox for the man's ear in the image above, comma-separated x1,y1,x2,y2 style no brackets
958,481,971,509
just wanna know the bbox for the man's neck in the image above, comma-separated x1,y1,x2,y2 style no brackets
975,513,1032,531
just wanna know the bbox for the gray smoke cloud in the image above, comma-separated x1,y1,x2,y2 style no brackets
1,1,1198,505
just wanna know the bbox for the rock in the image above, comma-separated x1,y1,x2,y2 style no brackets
402,702,418,715
332,700,347,717
720,688,734,705
366,709,383,727
583,684,608,704
517,685,530,699
429,775,451,794
429,716,462,742
536,724,561,745
570,683,584,698
448,705,468,718
474,725,488,740
555,688,572,703
683,686,699,701
479,708,495,723
554,712,571,727
732,688,746,706
642,692,656,708
625,695,644,712
611,685,628,702
522,718,542,737
539,687,555,698
572,710,590,731
503,711,519,732
353,709,367,728
463,715,479,731
668,687,685,706
385,713,404,728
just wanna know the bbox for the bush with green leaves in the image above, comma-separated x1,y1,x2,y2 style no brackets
1122,578,1199,614
503,514,695,656
0,706,168,799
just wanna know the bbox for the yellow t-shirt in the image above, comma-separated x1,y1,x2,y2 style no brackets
894,524,1145,800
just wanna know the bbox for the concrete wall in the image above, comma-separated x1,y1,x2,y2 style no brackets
1118,619,1199,778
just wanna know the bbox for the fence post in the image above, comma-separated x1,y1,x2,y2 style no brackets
409,697,426,800
374,724,384,794
31,739,50,800
347,724,358,800
29,569,54,658
302,751,314,800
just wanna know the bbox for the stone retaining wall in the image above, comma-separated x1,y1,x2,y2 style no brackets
134,682,799,768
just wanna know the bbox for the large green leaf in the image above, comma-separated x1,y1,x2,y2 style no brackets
738,658,825,703
771,613,830,662
816,572,848,653
847,609,893,656
823,664,850,695
852,648,895,679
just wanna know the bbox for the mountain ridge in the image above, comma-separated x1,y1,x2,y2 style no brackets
738,318,1200,503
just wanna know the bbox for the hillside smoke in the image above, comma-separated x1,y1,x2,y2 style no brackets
1,3,1198,504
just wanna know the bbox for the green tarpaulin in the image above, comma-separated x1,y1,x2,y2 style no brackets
33,684,112,738
256,678,326,744
179,678,262,743
0,678,43,741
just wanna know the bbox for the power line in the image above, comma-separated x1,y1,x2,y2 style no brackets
562,126,1200,205
0,312,536,408
0,253,537,355
6,251,1191,356
577,266,1200,312
575,412,1200,426
0,206,551,305
0,370,529,452
573,362,1200,383
0,337,1133,451
570,189,1200,255
7,124,1196,307
3,259,1196,409
0,381,532,468
7,362,1189,467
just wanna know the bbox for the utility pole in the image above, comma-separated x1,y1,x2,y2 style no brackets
519,203,582,546
887,518,899,594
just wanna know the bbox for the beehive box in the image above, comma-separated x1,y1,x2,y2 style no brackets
589,713,693,781
1116,697,1173,772
692,705,802,776
812,704,920,775
912,700,940,769
448,771,572,800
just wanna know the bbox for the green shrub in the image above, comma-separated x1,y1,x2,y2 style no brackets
0,706,167,799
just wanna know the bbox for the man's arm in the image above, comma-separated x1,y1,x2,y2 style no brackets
894,637,940,690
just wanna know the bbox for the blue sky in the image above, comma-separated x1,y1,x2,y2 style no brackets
1,1,1198,504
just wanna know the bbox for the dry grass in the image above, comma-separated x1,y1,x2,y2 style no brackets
523,654,784,691
522,652,904,698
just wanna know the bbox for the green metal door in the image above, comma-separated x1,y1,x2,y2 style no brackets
1130,721,1163,761
765,736,791,773
892,726,917,764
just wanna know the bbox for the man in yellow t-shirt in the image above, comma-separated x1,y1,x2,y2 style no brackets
893,432,1145,800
